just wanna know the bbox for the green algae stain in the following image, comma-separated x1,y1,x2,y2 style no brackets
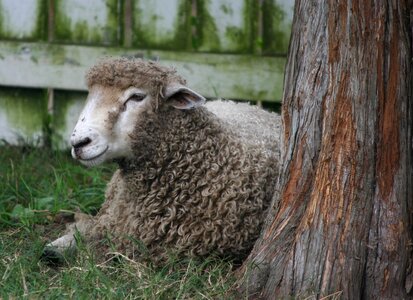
0,2,7,39
54,0,120,45
235,0,259,54
195,0,258,54
262,0,292,54
223,0,256,54
52,90,85,133
35,0,48,41
196,0,291,54
132,0,191,51
173,0,192,50
194,0,221,52
52,90,86,149
105,0,121,44
0,87,47,139
0,0,47,41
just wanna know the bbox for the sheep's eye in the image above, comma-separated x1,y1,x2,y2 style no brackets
127,93,146,102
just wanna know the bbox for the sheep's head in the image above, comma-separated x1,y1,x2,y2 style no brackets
70,58,205,167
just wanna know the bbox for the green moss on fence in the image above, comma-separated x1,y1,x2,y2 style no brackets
262,1,291,54
195,0,259,54
0,87,47,142
0,0,47,41
132,0,191,50
54,0,119,45
52,91,86,148
35,0,48,41
193,0,221,51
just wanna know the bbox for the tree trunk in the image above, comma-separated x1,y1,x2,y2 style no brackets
239,0,413,299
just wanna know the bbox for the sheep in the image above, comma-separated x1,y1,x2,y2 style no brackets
43,57,282,264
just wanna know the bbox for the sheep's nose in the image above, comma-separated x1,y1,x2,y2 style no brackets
72,137,92,150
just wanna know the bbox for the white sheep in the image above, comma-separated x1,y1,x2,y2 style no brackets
43,58,281,264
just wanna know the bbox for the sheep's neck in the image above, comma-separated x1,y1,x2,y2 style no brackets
118,107,233,174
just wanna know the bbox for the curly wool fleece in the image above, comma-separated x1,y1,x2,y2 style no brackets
83,58,282,262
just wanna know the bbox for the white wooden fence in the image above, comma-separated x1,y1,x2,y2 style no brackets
0,0,293,147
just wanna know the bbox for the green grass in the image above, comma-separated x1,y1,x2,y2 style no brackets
0,145,237,299
0,144,113,224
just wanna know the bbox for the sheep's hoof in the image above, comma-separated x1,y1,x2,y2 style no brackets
40,246,65,266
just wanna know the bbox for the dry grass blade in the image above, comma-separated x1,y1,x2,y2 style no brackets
320,290,343,300
20,264,29,296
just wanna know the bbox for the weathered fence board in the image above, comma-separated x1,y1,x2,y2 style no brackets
53,0,120,45
132,0,191,50
0,87,47,144
262,0,294,54
53,90,86,148
196,0,258,53
0,41,285,101
0,0,47,40
0,1,292,147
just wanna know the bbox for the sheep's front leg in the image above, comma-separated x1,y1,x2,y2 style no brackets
42,212,95,265
42,233,77,264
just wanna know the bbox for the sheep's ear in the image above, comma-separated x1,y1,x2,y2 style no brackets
164,84,206,110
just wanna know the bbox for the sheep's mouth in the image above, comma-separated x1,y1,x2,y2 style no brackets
79,146,109,162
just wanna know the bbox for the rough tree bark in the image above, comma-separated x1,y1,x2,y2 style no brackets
239,0,413,299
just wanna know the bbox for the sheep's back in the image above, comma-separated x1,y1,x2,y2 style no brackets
205,100,281,153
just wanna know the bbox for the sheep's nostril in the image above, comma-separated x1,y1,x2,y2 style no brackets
72,137,92,149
